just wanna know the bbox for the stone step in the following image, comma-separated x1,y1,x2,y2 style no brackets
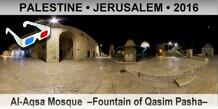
175,75,196,87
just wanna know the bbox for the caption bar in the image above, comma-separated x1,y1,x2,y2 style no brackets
0,0,217,15
0,94,217,109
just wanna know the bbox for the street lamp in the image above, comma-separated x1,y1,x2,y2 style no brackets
99,44,103,56
141,41,150,49
141,41,150,56
168,41,172,50
174,43,178,47
49,17,60,24
168,41,172,46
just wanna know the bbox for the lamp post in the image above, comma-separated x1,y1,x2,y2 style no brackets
168,41,172,50
99,44,103,56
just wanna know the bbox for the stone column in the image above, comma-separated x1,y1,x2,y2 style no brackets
46,28,63,62
186,49,193,58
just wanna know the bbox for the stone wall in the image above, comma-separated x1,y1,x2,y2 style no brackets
45,24,99,62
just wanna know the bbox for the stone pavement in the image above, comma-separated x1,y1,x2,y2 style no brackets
0,56,217,94
126,57,208,77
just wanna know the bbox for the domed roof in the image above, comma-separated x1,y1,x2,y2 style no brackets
8,43,19,50
204,43,213,48
125,39,136,47
110,44,114,48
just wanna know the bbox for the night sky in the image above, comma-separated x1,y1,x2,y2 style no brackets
0,16,217,54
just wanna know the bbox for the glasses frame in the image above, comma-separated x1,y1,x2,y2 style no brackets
5,21,50,48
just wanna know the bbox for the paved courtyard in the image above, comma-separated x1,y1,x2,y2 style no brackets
127,57,208,77
0,56,217,94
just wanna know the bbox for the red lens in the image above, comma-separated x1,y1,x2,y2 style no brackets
40,30,48,38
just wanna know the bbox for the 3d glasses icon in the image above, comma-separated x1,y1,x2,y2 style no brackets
6,21,50,48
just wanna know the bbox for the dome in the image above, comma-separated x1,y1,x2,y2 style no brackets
8,44,19,50
110,44,114,49
204,43,213,48
125,39,136,47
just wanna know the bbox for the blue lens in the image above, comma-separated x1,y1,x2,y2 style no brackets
25,36,34,45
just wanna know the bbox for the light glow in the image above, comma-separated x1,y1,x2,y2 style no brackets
49,17,60,24
141,41,150,48
174,43,178,47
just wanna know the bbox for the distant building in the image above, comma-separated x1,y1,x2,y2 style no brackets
202,43,214,57
124,39,136,62
157,43,166,56
156,42,183,57
8,44,26,57
109,44,115,56
2,50,11,56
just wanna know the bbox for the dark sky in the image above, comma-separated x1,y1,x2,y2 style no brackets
0,15,217,54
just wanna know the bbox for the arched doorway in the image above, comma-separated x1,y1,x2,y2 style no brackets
59,31,75,62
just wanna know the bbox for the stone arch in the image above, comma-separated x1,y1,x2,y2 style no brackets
45,25,99,63
59,31,76,61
